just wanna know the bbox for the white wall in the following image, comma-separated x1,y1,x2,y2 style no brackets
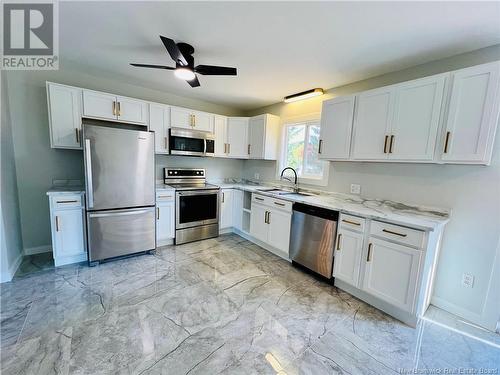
5,67,245,252
243,45,500,329
1,72,24,282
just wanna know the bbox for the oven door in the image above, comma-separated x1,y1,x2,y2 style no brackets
176,189,219,229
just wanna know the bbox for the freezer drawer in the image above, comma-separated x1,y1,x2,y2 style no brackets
87,207,155,262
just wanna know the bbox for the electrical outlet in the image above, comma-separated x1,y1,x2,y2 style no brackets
350,184,361,195
462,273,474,288
254,173,260,180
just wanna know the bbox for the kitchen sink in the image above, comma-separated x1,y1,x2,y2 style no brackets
281,192,314,197
256,188,314,197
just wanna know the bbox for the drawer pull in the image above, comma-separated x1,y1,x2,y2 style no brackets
382,228,407,237
274,202,285,207
336,233,342,250
367,243,372,262
342,219,360,226
56,200,78,204
157,195,173,199
255,197,264,201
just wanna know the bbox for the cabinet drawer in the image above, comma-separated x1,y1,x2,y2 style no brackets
156,191,175,202
252,194,292,212
370,220,425,249
252,193,269,205
51,194,83,209
339,213,366,232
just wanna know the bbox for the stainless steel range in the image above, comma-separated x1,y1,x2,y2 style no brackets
164,168,220,244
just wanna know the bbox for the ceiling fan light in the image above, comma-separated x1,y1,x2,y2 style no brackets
284,88,324,103
174,67,196,81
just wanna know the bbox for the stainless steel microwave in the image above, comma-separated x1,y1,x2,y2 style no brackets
169,128,215,157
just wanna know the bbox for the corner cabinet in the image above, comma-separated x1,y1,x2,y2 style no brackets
248,114,281,160
47,192,87,266
319,62,500,165
47,82,83,150
439,62,500,164
156,191,175,246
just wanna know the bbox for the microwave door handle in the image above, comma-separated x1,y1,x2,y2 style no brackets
203,139,207,155
85,139,94,208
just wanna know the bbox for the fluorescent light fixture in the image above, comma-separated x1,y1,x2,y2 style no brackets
284,88,324,103
174,67,196,81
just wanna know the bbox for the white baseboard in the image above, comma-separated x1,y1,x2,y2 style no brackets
24,245,52,256
0,252,23,283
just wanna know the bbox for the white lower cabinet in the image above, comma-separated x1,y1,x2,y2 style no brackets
232,190,243,231
362,237,422,312
249,194,292,257
156,191,175,246
220,189,234,229
333,228,364,287
48,193,87,267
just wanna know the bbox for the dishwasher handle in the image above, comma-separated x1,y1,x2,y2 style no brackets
292,202,339,221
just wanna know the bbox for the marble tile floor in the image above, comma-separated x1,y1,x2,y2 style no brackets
1,234,498,374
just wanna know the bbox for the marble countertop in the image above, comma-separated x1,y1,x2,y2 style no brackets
46,186,85,195
217,183,450,231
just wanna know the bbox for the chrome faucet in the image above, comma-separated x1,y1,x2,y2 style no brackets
280,167,298,193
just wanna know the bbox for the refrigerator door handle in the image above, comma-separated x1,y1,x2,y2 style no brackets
85,139,94,208
89,208,153,218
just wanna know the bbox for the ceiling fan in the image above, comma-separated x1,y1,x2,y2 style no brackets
130,36,237,88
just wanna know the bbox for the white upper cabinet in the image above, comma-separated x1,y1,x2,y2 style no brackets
82,90,116,120
227,117,249,159
47,82,82,149
82,89,148,125
389,74,446,161
319,95,355,160
116,96,148,125
351,86,395,160
214,115,228,157
248,114,281,160
170,106,214,132
440,62,500,165
149,103,170,154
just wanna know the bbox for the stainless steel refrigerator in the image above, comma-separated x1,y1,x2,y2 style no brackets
83,121,156,263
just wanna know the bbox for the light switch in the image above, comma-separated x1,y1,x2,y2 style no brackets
350,184,361,195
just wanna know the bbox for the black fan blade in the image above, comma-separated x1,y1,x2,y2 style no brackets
130,63,175,70
195,65,237,76
160,36,188,66
187,75,200,88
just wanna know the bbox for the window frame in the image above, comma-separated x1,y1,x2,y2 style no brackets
278,116,329,187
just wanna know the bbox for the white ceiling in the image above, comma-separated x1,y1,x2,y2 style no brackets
59,1,500,110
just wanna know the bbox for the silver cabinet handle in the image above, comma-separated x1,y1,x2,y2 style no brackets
75,128,80,144
157,207,160,220
318,139,323,154
55,216,60,232
248,144,251,155
85,139,94,208
56,200,78,204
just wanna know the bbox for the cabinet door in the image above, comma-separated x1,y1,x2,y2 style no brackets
53,209,85,258
82,90,117,120
150,103,170,154
220,189,234,229
351,87,395,160
267,209,292,255
333,229,363,287
319,95,355,160
171,107,193,129
227,117,249,158
156,201,175,245
193,111,214,132
214,115,228,157
441,62,500,164
47,83,82,149
250,203,268,243
248,115,266,159
362,238,421,312
117,96,148,125
390,75,446,161
232,189,243,231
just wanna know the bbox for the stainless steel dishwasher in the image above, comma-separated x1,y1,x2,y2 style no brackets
289,203,339,278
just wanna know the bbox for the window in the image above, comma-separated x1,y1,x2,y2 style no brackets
281,121,327,181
